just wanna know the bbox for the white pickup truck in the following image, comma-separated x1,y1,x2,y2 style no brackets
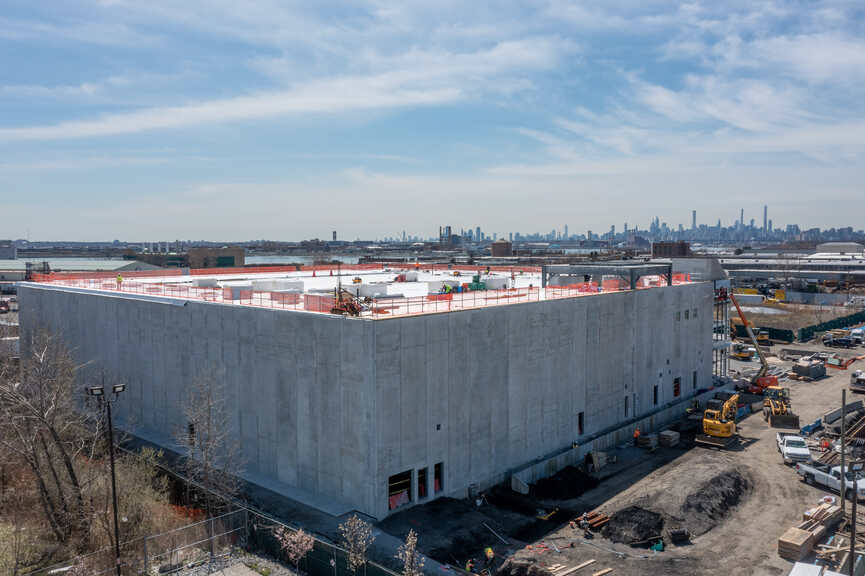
796,462,865,500
776,433,811,465
851,370,865,394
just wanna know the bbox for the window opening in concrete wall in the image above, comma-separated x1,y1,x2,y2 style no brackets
187,422,195,446
624,395,629,417
676,311,681,321
418,467,428,499
693,370,697,390
578,411,584,435
434,462,444,494
388,470,412,510
685,309,689,320
693,308,698,318
673,377,681,397
653,385,658,406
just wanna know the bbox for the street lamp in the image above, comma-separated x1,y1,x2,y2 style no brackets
88,379,125,576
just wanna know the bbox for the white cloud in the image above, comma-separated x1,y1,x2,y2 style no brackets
0,36,570,141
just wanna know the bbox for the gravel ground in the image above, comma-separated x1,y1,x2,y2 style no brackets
501,340,865,576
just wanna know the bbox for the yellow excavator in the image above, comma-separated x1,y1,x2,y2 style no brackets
696,393,740,448
762,386,800,429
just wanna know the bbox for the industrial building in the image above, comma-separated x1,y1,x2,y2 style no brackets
18,262,714,519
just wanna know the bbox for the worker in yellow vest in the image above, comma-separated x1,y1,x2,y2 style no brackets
116,275,123,290
633,427,641,446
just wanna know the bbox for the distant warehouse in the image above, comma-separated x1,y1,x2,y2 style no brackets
18,261,715,519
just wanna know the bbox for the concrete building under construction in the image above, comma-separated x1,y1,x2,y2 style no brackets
18,262,715,519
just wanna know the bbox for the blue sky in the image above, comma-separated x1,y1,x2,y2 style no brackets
1,1,864,241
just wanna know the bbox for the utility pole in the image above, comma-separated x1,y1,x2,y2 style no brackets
842,389,847,515
88,380,126,576
851,486,857,576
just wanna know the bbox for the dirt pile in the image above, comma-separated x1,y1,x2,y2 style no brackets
496,559,551,576
602,506,664,544
680,470,751,536
530,466,599,500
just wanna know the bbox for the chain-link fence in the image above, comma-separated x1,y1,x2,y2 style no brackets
22,508,401,576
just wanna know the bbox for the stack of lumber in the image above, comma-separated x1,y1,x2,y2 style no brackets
637,434,658,449
658,430,680,447
779,503,842,560
585,511,609,531
779,527,818,561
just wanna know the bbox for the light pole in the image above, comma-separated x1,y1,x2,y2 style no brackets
88,381,126,576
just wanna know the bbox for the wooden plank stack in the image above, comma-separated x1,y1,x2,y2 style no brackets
658,430,680,447
778,503,842,560
585,511,610,531
637,434,658,449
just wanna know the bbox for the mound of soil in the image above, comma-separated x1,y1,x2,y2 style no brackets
602,506,664,545
530,466,599,500
497,559,551,576
680,470,750,536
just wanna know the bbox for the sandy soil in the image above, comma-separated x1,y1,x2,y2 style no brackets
742,303,856,331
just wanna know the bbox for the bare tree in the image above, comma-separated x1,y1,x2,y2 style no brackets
396,529,424,576
176,370,243,517
275,526,315,571
0,330,99,546
339,514,375,574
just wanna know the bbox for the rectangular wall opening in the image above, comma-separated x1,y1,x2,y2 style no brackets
693,370,698,390
653,385,658,406
624,395,629,418
434,462,444,494
418,467,428,500
578,411,584,435
673,377,681,397
388,470,412,510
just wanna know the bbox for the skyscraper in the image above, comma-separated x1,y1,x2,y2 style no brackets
564,224,568,239
476,226,481,242
763,205,768,232
692,210,697,230
740,208,744,230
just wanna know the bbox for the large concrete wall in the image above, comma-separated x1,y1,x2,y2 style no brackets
369,282,712,518
17,285,379,516
18,281,712,520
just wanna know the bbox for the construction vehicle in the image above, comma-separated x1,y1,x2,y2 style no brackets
851,370,865,394
762,386,800,429
757,330,772,346
696,393,739,448
731,341,756,360
729,293,779,394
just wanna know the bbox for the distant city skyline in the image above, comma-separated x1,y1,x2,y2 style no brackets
1,2,864,240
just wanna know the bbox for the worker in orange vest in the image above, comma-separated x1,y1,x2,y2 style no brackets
633,427,641,446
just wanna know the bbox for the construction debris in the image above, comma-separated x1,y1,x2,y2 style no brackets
778,503,843,561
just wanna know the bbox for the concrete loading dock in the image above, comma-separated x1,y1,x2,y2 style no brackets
17,264,713,520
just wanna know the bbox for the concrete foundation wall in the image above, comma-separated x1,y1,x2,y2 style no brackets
18,281,712,520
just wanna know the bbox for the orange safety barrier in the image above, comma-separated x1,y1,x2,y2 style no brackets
28,264,694,319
